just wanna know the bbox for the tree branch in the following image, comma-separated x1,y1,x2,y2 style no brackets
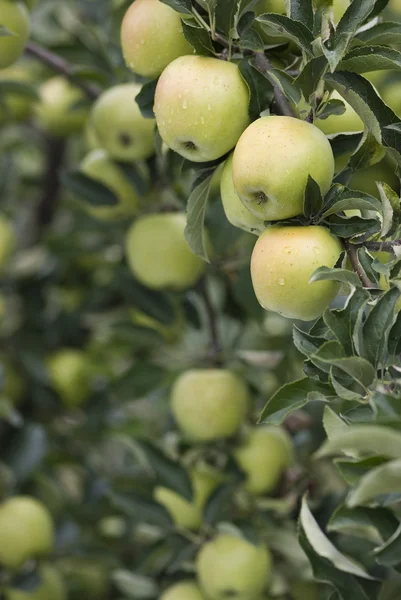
25,41,100,100
361,240,401,254
197,277,222,366
253,52,296,117
344,240,375,288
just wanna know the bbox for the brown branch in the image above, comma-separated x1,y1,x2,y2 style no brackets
25,41,100,100
344,240,375,288
360,240,401,254
253,52,296,117
197,277,223,366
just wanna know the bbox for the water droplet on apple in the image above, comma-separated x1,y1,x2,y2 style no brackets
207,103,212,111
200,116,205,124
182,99,187,109
283,245,291,254
313,246,320,255
279,278,285,286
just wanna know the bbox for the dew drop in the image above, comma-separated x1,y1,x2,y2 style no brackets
279,278,286,286
283,245,291,254
182,99,187,109
207,103,212,111
313,246,320,255
200,116,205,124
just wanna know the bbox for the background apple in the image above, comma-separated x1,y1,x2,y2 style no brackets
251,225,343,320
5,565,66,600
0,215,16,269
0,1,30,69
89,83,155,162
47,348,91,408
35,76,89,137
171,369,249,442
161,581,206,600
232,116,334,220
125,213,206,290
315,90,363,135
154,56,250,162
348,156,400,199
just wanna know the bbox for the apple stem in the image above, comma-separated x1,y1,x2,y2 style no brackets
344,240,375,288
361,240,401,253
25,41,101,100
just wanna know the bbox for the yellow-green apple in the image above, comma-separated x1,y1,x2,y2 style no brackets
0,1,29,69
89,83,155,162
84,122,102,151
251,225,343,320
154,56,250,162
221,154,266,236
154,467,220,530
232,116,334,220
121,0,192,79
0,62,35,123
171,369,249,442
5,565,66,600
196,534,272,600
161,581,206,600
47,349,91,408
234,426,293,495
0,496,54,569
332,0,350,21
255,0,287,45
0,215,16,269
80,149,146,220
348,156,399,199
35,76,89,136
315,90,363,135
125,212,206,290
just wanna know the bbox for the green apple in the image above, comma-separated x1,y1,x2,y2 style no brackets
171,369,249,442
381,78,401,118
35,76,89,137
256,0,285,14
125,212,206,290
251,225,343,320
315,90,363,135
161,581,206,600
221,154,266,236
348,156,399,199
80,149,145,220
121,0,192,79
5,565,66,600
58,558,110,600
0,215,16,269
234,426,293,495
1,358,24,405
47,348,91,408
154,56,250,162
0,1,29,69
0,62,35,124
154,467,220,531
332,0,350,22
196,534,272,600
84,121,102,151
232,116,334,220
0,496,54,569
89,83,155,162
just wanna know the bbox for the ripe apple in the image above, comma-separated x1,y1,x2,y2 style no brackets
0,215,16,270
47,349,91,408
89,83,155,162
161,581,206,600
315,90,363,135
251,225,343,320
348,156,399,199
35,76,89,137
125,212,206,290
154,467,220,531
332,0,350,22
121,0,192,79
0,63,35,124
220,154,266,236
154,56,250,162
196,534,272,600
0,1,30,70
5,565,66,600
58,558,110,600
232,116,334,220
0,496,54,569
234,426,293,495
80,149,146,220
171,369,249,442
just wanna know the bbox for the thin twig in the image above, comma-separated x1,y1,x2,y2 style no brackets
344,239,375,288
25,41,101,100
254,52,295,117
360,240,401,254
197,277,222,366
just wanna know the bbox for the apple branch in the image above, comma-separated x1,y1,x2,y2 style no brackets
25,41,101,100
344,240,375,288
253,53,296,118
361,240,401,254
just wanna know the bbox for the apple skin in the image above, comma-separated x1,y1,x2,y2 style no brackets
0,1,30,69
251,226,343,321
5,565,66,600
121,0,192,79
332,0,350,22
35,76,89,137
161,581,206,600
234,426,293,495
90,83,155,162
221,154,266,236
47,349,91,408
154,468,220,531
0,215,16,269
232,116,334,221
171,369,249,442
80,149,145,220
125,213,206,291
0,63,35,124
154,56,250,162
315,90,363,135
0,496,54,570
348,156,400,199
196,534,272,600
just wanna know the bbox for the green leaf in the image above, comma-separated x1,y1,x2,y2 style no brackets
323,287,371,354
348,459,401,508
312,341,376,389
0,80,39,100
290,0,313,31
113,571,159,598
293,326,326,360
181,20,215,55
310,266,361,287
377,181,401,238
135,79,158,119
203,482,238,525
295,56,328,101
111,363,166,401
349,132,387,172
328,505,398,545
61,171,119,207
318,98,347,121
322,189,382,218
160,0,192,13
109,490,172,528
335,456,388,486
214,0,258,39
340,46,401,75
374,524,401,566
304,175,324,218
355,21,401,46
361,287,400,368
4,424,48,484
256,13,314,56
184,174,212,262
316,425,401,460
116,161,150,197
238,58,274,120
326,214,380,238
259,377,332,425
237,12,265,52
